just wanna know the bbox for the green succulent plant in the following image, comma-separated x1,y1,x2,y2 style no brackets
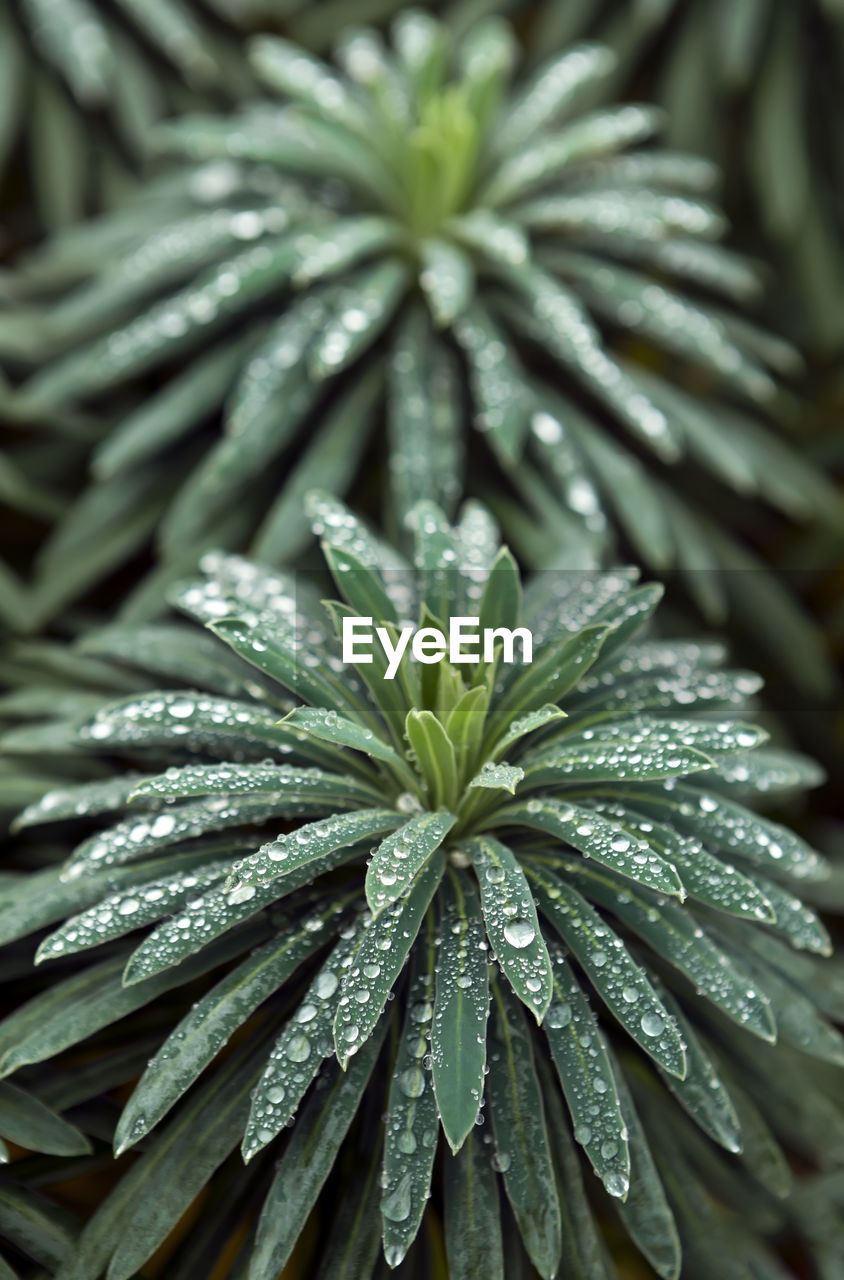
1,492,841,1278
0,0,254,232
3,11,841,655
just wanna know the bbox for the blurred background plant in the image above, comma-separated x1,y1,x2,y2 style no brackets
0,1,841,1278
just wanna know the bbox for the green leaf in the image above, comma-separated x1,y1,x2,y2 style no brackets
0,1175,78,1272
37,858,230,963
323,542,399,626
445,685,490,781
0,926,264,1078
468,761,525,794
316,1136,383,1280
224,809,399,896
491,705,567,759
443,1132,504,1280
621,783,826,881
310,258,410,378
405,709,458,810
22,239,298,410
432,869,490,1152
92,335,250,478
612,1072,681,1280
207,618,372,731
78,691,305,759
563,860,777,1041
538,1060,616,1280
654,986,742,1152
541,940,630,1199
335,852,444,1065
62,793,315,879
105,1041,266,1280
0,1083,91,1157
487,984,562,1279
242,924,362,1162
531,869,686,1079
453,303,533,462
115,901,348,1153
387,303,463,524
419,238,474,326
502,797,684,897
130,761,378,807
12,774,143,832
366,810,454,915
583,801,776,924
381,917,439,1268
122,841,364,984
281,707,411,784
494,44,615,154
249,1026,388,1280
478,546,522,637
465,836,552,1021
487,624,610,738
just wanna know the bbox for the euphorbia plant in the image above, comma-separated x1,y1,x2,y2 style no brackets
1,493,840,1278
4,11,840,651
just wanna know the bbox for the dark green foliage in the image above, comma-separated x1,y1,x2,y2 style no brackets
0,495,840,1276
2,12,840,654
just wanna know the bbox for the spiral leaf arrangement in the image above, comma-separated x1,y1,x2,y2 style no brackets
1,494,840,1278
3,11,840,639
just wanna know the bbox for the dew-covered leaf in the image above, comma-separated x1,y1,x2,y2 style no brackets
387,304,463,523
621,783,826,881
249,1025,387,1280
37,858,230,962
115,900,349,1154
531,868,686,1078
653,986,742,1152
12,774,143,832
405,709,458,811
223,809,399,897
502,797,684,897
487,984,562,1280
562,860,777,1041
0,926,262,1078
366,811,454,915
465,836,551,1021
612,1071,681,1280
281,707,411,783
130,761,378,806
491,705,567,759
241,922,361,1163
78,691,304,759
540,941,630,1198
381,918,439,1268
62,793,330,880
103,1039,266,1280
432,869,490,1152
538,1061,616,1280
310,258,409,378
335,852,444,1065
122,839,365,984
468,761,525,794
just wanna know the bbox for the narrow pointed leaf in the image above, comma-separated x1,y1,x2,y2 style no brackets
465,835,552,1021
432,870,490,1152
249,1026,387,1280
366,811,454,915
335,852,444,1064
487,984,562,1279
